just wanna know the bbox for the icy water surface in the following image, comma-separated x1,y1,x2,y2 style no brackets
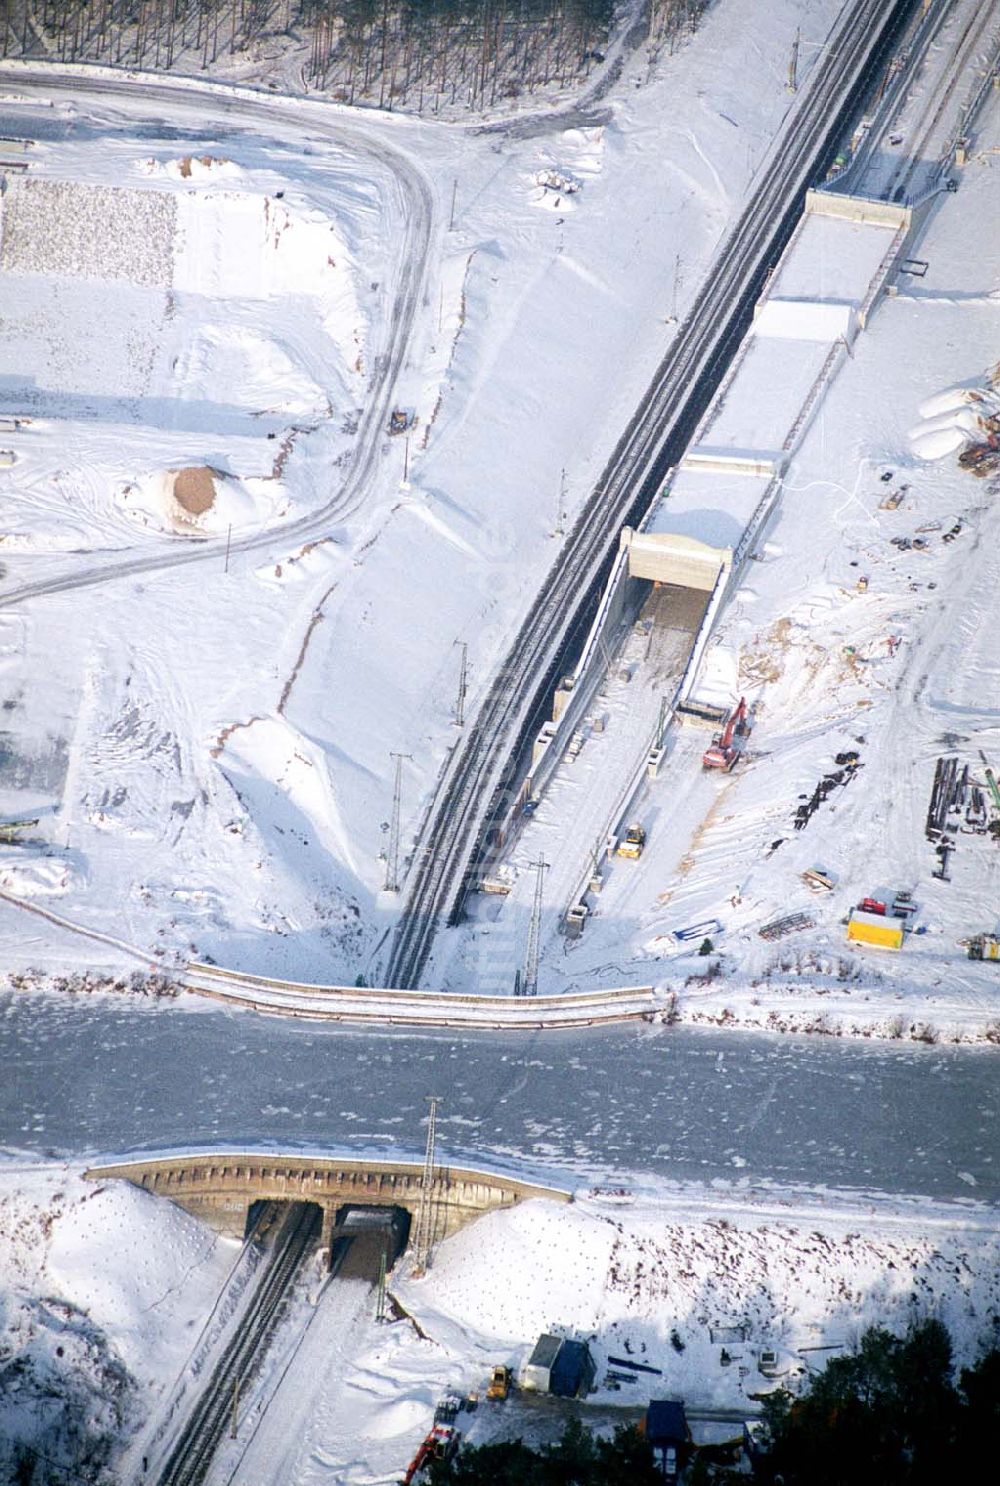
2,994,997,1201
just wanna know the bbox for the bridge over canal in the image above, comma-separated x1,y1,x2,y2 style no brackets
85,1151,572,1254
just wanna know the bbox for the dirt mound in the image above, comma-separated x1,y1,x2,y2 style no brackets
171,466,217,517
176,155,228,179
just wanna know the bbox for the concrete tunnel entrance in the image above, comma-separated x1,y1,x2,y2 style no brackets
640,580,711,673
244,1200,411,1275
330,1205,411,1281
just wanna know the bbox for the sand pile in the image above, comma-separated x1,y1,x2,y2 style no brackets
119,465,275,537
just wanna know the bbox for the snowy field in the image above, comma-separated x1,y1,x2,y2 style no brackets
0,0,862,1005
0,2,998,1479
431,83,1000,1045
3,1160,998,1483
1,5,996,1051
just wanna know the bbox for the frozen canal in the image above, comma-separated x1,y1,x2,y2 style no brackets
2,994,997,1202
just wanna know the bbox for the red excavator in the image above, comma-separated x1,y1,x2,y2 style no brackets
702,697,750,772
403,1425,459,1483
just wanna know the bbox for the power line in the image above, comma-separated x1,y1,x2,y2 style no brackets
453,640,468,727
521,856,548,997
412,1095,442,1274
376,1247,388,1322
385,751,411,893
553,467,567,537
788,26,800,91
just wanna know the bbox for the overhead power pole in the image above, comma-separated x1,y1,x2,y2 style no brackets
522,856,549,997
385,752,412,892
788,27,800,92
553,468,567,537
453,640,468,727
375,1248,388,1322
412,1095,442,1274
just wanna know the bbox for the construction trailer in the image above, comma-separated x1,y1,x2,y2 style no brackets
521,1334,563,1393
846,909,904,951
549,1340,596,1399
967,934,1000,962
521,1334,595,1398
644,1399,691,1482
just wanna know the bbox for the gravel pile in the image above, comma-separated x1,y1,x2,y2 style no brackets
0,176,176,287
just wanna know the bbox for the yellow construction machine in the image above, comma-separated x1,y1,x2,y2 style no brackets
616,824,647,860
486,1365,512,1401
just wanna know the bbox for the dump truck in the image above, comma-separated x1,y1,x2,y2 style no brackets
616,824,646,859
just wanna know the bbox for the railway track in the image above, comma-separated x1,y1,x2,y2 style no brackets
874,0,1000,202
890,0,1000,199
385,0,919,990
156,1201,320,1486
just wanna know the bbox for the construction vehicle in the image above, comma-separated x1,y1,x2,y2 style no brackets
702,698,751,771
486,1364,512,1401
403,1424,460,1483
388,408,411,435
616,824,646,860
968,934,1000,962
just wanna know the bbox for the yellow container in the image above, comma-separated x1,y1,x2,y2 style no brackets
847,910,903,950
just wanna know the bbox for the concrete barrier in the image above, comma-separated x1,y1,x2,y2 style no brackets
185,962,659,1028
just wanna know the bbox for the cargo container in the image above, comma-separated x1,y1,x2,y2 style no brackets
847,909,904,950
549,1339,595,1399
521,1333,562,1393
521,1334,594,1398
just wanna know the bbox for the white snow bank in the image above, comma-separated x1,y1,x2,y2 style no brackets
46,1179,224,1376
753,297,853,342
398,1192,1000,1410
918,383,1000,419
0,1165,234,1474
218,714,360,877
908,374,1000,459
174,190,355,306
908,424,970,461
179,322,327,416
0,854,77,896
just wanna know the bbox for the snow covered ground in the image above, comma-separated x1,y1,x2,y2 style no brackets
0,1160,236,1480
0,0,855,1002
2,1161,998,1483
1,6,998,1476
433,79,1000,1045
1,0,992,1055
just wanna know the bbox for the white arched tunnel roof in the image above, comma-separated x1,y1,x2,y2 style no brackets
622,463,776,591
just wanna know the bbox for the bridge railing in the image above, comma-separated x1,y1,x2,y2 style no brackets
184,962,660,1028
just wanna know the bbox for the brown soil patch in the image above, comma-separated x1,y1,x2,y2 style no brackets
177,155,222,179
172,466,217,516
